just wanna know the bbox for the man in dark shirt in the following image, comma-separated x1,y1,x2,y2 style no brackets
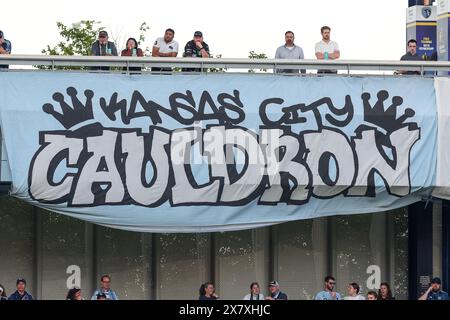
265,281,288,300
90,30,118,71
399,39,422,75
8,278,33,300
182,31,210,72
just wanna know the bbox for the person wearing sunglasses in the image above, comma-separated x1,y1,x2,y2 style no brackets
91,274,119,300
315,275,342,300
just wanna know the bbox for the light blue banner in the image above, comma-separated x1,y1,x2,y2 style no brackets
0,72,437,232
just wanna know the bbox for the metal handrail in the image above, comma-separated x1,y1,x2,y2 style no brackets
1,54,450,72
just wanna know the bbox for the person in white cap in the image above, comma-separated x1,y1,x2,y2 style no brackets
265,280,288,300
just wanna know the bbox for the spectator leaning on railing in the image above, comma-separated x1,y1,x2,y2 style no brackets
152,28,179,73
275,31,305,74
91,30,118,71
398,39,422,75
121,37,144,73
315,26,340,74
182,31,210,72
0,30,12,69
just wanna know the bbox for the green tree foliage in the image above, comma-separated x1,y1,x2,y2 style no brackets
42,20,102,57
38,20,102,70
138,22,151,56
172,53,226,73
248,51,268,73
207,54,227,73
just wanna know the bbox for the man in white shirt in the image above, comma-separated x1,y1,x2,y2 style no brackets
344,282,366,300
152,28,179,73
315,26,340,74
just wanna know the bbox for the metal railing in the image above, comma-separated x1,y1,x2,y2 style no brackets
1,54,450,75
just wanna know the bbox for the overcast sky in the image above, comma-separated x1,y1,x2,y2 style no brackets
2,0,408,60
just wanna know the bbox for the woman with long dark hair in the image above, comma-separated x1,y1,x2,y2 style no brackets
121,37,144,72
378,282,395,300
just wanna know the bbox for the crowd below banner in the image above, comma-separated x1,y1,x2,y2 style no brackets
1,275,448,301
0,27,434,74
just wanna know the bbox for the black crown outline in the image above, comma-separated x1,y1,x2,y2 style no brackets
42,87,94,129
361,90,415,133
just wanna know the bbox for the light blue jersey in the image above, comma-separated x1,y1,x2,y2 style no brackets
91,288,119,300
315,291,342,300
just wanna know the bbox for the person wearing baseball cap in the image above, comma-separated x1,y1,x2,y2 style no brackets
0,30,12,69
182,31,210,72
265,280,288,300
90,30,118,71
66,287,83,300
8,278,33,300
419,277,449,300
